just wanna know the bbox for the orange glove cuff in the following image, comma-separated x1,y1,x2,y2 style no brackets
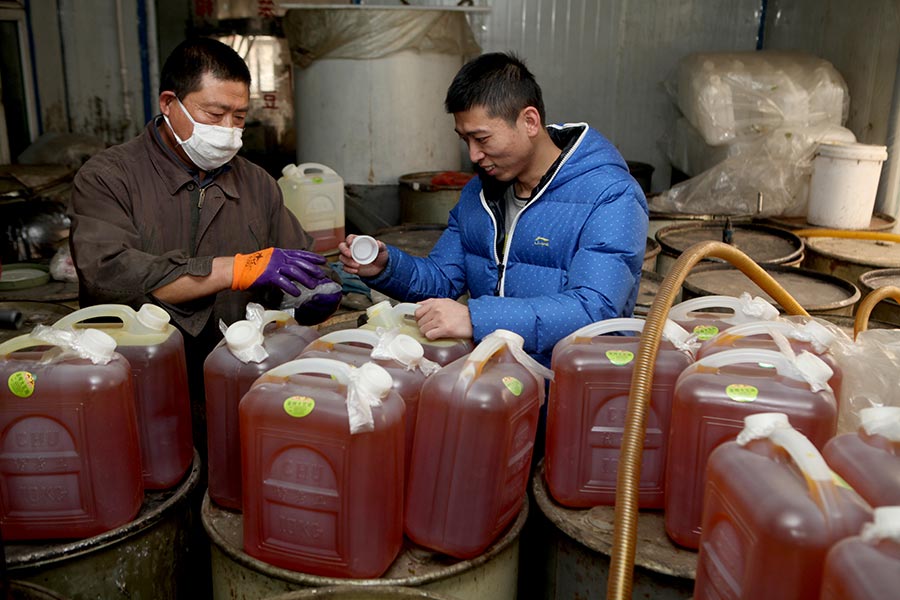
232,248,274,290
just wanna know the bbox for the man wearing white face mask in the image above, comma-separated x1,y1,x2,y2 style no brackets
68,38,342,459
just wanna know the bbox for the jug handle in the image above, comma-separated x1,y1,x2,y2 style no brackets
712,320,797,340
53,303,140,330
261,309,296,328
317,329,380,347
392,302,420,325
297,163,338,176
264,357,352,383
667,295,747,320
0,333,56,356
563,317,691,345
695,347,832,387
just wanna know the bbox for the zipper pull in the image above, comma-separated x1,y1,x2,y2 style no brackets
198,187,206,208
494,263,505,296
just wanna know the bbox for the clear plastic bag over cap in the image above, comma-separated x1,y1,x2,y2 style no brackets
283,8,481,68
671,50,849,146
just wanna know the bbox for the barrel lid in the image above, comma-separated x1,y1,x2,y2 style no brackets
645,237,660,259
758,212,896,233
656,222,803,264
805,237,900,268
858,268,900,307
683,264,860,313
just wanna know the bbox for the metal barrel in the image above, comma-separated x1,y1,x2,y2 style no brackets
803,236,900,289
6,450,201,599
857,268,900,326
203,492,527,600
7,580,72,600
529,463,696,599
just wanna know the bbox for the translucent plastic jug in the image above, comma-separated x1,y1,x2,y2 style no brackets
697,318,843,401
668,294,779,342
665,347,837,549
279,162,345,253
694,413,872,600
298,329,435,474
362,301,474,366
241,358,404,578
0,329,143,540
820,506,900,600
545,318,695,508
204,310,319,510
823,406,900,507
405,330,553,559
53,303,192,489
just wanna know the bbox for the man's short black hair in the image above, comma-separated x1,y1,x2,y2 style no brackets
159,37,251,99
444,52,546,125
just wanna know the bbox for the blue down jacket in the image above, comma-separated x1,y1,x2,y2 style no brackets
365,123,648,366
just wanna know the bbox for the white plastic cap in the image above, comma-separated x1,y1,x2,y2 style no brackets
137,304,170,331
350,235,379,265
281,164,300,177
81,328,117,362
873,506,900,529
357,362,393,398
225,320,264,353
861,506,900,543
389,334,424,363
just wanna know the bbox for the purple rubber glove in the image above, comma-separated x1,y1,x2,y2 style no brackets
232,248,331,296
292,287,343,325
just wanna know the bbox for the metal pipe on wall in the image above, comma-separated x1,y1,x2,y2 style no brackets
114,0,133,130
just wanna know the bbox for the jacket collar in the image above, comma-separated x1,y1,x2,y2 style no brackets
146,116,241,198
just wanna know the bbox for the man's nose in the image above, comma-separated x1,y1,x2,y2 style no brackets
468,143,484,164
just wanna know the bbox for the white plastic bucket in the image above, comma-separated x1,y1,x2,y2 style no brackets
807,141,888,229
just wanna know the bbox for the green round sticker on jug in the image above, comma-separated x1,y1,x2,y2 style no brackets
502,376,523,396
284,396,315,418
693,325,719,341
8,371,36,398
605,349,635,366
725,383,758,402
312,176,324,184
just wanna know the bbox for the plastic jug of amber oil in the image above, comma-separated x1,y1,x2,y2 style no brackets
665,347,837,549
298,328,438,474
823,406,900,507
279,162,345,254
820,506,900,600
694,413,872,600
696,318,843,401
53,303,192,489
404,330,554,559
241,358,404,578
668,294,780,342
362,301,474,366
204,308,319,510
545,318,695,508
0,328,143,540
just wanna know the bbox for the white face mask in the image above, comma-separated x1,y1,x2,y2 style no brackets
164,98,243,171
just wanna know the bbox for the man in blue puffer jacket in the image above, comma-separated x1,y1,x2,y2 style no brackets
338,52,648,367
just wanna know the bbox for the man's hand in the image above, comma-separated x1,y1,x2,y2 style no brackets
232,248,330,296
414,298,473,340
338,234,388,277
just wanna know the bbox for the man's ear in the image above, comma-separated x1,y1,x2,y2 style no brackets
159,91,176,116
521,106,543,136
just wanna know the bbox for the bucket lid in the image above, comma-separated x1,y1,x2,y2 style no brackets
683,264,860,313
815,141,888,162
656,222,804,264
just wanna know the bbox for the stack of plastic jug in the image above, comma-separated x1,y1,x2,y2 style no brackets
820,506,900,600
545,318,696,508
405,330,554,559
668,294,780,342
53,304,192,489
241,358,404,578
298,328,439,473
665,346,837,549
0,326,143,540
204,304,319,510
694,413,871,600
362,301,474,366
823,406,900,507
696,318,843,400
278,162,345,254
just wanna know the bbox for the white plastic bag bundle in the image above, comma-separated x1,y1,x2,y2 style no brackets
831,328,900,434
